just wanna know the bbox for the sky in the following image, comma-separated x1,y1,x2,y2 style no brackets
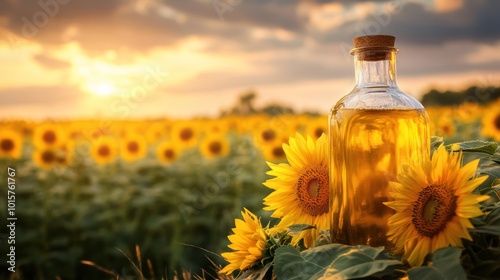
0,0,499,120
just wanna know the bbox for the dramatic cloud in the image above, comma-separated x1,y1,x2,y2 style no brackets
0,0,499,118
33,53,71,69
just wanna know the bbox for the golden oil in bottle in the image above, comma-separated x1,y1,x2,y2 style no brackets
330,108,429,249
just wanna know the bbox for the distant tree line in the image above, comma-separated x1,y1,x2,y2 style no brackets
220,90,320,117
221,86,500,116
420,86,500,106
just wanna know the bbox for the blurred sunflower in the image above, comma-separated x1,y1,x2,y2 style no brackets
120,134,147,162
91,137,118,165
436,117,455,137
254,126,278,145
263,133,329,248
33,123,65,149
384,144,490,267
33,148,58,169
220,208,290,275
145,122,168,144
204,119,228,135
456,102,480,123
481,103,500,141
200,134,230,159
261,141,287,161
306,117,328,140
67,123,84,142
156,141,180,164
171,122,199,148
0,129,23,159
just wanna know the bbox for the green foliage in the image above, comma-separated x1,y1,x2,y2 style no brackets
273,244,402,280
220,90,298,116
287,224,316,235
447,140,498,154
0,135,272,279
407,247,466,280
430,136,444,153
471,206,500,236
421,86,500,106
236,263,273,280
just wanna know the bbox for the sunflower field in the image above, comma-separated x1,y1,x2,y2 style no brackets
0,99,499,279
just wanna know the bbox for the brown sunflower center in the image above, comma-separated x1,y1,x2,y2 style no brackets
42,130,57,144
127,141,139,153
261,129,276,142
440,124,451,135
180,128,193,141
296,168,329,216
494,114,500,130
315,128,324,139
0,139,15,152
164,148,175,159
272,146,285,158
208,141,222,154
98,145,111,157
412,184,457,237
41,150,55,164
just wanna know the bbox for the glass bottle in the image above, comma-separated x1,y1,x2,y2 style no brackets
329,35,430,250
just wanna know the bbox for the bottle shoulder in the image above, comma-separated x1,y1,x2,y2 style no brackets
332,87,425,111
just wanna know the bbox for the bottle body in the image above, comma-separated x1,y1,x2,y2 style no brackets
329,38,430,250
329,106,429,249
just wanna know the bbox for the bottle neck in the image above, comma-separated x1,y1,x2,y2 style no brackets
353,50,397,88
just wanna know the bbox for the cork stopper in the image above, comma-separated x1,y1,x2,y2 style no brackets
351,35,397,61
353,35,395,49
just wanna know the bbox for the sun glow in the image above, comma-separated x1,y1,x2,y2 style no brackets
85,81,117,97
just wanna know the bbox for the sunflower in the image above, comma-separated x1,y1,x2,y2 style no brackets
481,102,500,141
436,117,455,137
199,134,230,159
219,208,268,275
170,121,199,148
254,126,279,146
145,122,168,144
263,133,329,248
220,208,291,275
33,123,65,149
33,148,59,169
0,129,23,159
306,117,328,140
120,134,147,162
204,119,229,135
383,144,490,267
156,141,180,164
456,102,480,123
91,137,118,165
261,140,287,161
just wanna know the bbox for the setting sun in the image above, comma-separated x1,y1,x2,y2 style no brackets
85,81,117,97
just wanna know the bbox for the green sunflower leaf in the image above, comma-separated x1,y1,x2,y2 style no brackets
447,141,498,155
274,244,349,279
274,244,402,280
235,262,272,280
407,247,466,280
468,261,500,279
491,153,500,164
322,251,402,279
431,136,444,154
471,205,500,236
288,224,316,235
492,178,500,187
